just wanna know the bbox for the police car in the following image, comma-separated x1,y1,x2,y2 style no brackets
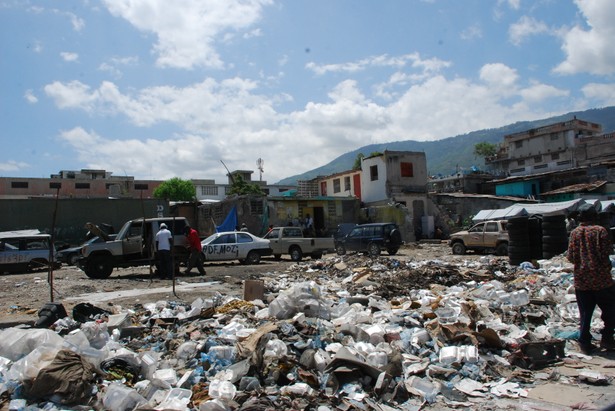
201,231,272,264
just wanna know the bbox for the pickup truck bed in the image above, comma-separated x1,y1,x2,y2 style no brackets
263,227,334,261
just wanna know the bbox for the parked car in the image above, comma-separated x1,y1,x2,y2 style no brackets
448,220,508,255
57,235,115,266
201,231,272,264
78,217,190,279
263,226,335,261
0,230,60,274
335,222,403,257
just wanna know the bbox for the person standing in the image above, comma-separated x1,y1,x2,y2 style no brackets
567,203,615,354
184,225,206,276
155,223,173,279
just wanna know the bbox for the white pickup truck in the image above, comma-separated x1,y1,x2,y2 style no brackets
78,217,190,279
263,226,335,261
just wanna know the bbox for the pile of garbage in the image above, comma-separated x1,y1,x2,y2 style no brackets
0,253,613,410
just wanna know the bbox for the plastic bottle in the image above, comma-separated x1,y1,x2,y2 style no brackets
208,379,236,401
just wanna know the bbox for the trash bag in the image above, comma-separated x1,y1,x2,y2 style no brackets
34,302,68,329
72,302,111,323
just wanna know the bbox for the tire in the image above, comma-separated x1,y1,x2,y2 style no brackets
390,229,402,245
451,242,466,255
84,255,114,279
28,258,49,272
68,253,79,266
273,254,282,260
367,242,381,257
290,246,303,262
336,244,346,256
495,243,508,256
387,247,399,255
245,250,261,265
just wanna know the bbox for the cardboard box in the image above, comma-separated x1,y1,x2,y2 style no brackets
243,279,264,301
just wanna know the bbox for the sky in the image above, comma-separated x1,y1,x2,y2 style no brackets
2,0,615,184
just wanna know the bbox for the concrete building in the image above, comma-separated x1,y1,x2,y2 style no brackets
0,169,160,199
485,118,603,177
318,169,361,199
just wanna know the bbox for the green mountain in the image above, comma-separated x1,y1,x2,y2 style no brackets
277,106,615,185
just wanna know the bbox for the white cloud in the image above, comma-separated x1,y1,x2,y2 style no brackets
60,51,79,62
98,56,139,78
24,89,38,104
509,16,550,46
0,160,29,172
460,24,482,41
45,59,575,182
581,82,615,105
307,53,449,76
555,0,615,75
102,0,273,69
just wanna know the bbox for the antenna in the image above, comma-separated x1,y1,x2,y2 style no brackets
256,158,264,181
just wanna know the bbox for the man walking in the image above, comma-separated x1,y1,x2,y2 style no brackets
184,225,206,276
567,203,615,354
155,223,173,279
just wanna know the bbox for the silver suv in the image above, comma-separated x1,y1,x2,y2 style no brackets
0,231,60,274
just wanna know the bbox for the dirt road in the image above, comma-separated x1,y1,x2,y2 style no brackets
1,242,476,325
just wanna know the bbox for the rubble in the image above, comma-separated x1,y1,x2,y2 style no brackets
0,251,614,410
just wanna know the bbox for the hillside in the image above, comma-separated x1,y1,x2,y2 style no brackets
277,106,615,185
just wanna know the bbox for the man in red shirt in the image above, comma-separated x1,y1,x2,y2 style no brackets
567,203,615,354
184,225,206,276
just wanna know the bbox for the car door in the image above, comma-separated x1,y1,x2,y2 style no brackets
465,223,486,247
122,221,144,259
206,233,238,261
236,232,254,259
345,227,364,252
482,221,500,247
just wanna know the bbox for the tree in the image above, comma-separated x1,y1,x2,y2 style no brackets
352,153,365,170
153,177,196,201
353,151,383,170
473,142,497,159
227,175,265,196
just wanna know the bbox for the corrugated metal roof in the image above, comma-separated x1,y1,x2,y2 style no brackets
541,181,606,196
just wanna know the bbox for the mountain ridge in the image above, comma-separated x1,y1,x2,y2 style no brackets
277,106,615,185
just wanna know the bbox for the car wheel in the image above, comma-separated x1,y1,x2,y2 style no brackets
390,229,402,245
336,244,346,256
495,243,508,256
387,247,399,255
246,250,261,265
290,246,303,262
28,258,49,272
85,255,113,279
451,242,466,255
68,253,79,266
367,242,381,257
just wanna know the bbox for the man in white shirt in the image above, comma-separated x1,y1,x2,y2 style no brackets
155,223,173,279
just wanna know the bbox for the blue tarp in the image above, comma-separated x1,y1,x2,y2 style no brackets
216,206,238,233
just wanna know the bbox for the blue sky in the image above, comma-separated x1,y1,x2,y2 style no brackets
2,0,615,183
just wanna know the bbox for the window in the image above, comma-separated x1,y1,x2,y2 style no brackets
250,200,264,214
517,159,525,166
213,234,236,244
370,165,379,181
485,222,498,232
550,133,559,141
201,186,218,196
400,162,413,177
534,164,548,169
237,233,253,243
75,183,90,189
11,181,28,189
515,141,523,149
344,176,351,191
533,155,542,163
469,223,484,233
551,153,560,160
49,182,61,189
510,167,525,173
134,183,148,190
333,178,341,193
